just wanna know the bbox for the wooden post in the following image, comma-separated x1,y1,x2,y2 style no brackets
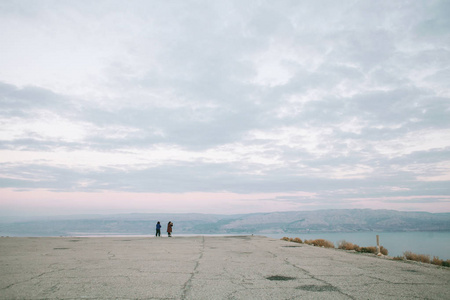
376,235,381,256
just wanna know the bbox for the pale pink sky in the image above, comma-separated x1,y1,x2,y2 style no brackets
2,188,449,216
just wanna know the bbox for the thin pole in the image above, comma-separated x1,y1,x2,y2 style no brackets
376,234,381,256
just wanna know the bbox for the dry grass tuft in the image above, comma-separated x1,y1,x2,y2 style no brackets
337,240,388,255
292,237,303,243
357,246,389,255
404,251,430,264
337,240,359,251
359,246,377,254
395,252,449,267
430,256,450,267
281,236,303,244
393,256,404,261
282,236,393,258
431,256,443,266
305,239,334,248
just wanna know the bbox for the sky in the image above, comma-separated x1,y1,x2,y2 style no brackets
1,0,450,217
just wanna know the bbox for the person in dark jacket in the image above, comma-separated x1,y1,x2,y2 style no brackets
156,221,161,237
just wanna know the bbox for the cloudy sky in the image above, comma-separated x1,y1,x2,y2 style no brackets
1,0,450,216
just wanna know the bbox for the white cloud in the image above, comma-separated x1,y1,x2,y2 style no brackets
311,164,375,180
373,129,450,158
246,126,335,157
0,112,90,142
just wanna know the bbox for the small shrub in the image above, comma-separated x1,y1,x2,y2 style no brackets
337,240,349,249
355,245,388,255
304,239,334,248
420,254,431,264
280,236,303,244
431,256,443,266
404,251,430,264
359,246,377,254
430,257,450,268
393,256,404,261
308,239,334,248
338,240,359,251
293,237,303,244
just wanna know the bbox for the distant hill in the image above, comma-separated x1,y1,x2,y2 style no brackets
1,209,449,236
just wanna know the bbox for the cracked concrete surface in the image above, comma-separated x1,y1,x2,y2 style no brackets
0,236,448,299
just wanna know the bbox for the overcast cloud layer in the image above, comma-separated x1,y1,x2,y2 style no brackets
1,0,450,216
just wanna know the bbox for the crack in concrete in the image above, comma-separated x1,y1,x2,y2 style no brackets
0,263,62,292
42,283,60,294
180,236,204,299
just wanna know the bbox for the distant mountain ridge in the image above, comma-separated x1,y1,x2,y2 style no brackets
1,209,449,236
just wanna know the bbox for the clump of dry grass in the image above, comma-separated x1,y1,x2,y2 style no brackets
431,256,443,266
338,240,388,255
292,237,302,243
404,251,430,264
337,240,360,251
392,252,449,267
280,236,302,243
304,239,334,248
359,246,377,254
282,236,392,256
405,253,450,267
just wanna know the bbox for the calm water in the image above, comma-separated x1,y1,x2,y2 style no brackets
264,231,450,260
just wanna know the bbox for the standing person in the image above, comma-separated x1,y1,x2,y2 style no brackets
167,221,173,237
156,221,161,237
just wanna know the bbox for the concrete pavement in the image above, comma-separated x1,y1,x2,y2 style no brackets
0,235,449,299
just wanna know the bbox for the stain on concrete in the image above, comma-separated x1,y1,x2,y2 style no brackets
266,275,296,281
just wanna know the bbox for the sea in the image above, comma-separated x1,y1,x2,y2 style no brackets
264,231,450,260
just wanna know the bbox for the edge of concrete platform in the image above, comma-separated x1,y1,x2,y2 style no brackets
1,235,449,271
